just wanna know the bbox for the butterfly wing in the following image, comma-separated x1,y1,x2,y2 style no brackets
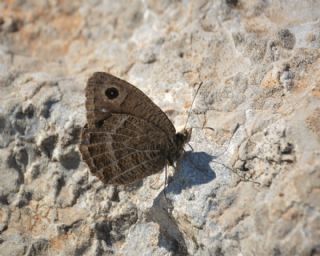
80,72,177,184
80,114,171,184
85,72,176,138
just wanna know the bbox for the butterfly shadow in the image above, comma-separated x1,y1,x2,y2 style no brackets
145,151,216,255
166,151,217,195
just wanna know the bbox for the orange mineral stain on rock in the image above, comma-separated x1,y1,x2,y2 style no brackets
305,108,320,140
57,207,88,226
2,3,84,59
260,70,279,88
293,80,308,93
51,14,83,37
7,202,53,237
49,225,92,253
50,233,73,251
244,17,270,35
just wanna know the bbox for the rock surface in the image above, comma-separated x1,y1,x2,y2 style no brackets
0,0,319,255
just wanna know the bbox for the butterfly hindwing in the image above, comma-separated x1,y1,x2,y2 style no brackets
80,113,171,184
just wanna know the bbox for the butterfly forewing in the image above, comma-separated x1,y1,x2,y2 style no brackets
85,72,176,137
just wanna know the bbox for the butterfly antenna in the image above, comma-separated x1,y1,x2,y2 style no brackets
188,123,261,185
211,123,240,159
184,81,203,130
187,142,194,152
212,159,261,185
163,165,168,202
184,148,260,185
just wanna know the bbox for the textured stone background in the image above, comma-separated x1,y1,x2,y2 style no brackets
0,0,320,255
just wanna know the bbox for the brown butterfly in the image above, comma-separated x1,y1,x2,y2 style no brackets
79,72,191,185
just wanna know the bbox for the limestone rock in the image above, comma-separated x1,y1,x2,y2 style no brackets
0,0,319,255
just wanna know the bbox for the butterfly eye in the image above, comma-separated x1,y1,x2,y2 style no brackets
105,87,119,99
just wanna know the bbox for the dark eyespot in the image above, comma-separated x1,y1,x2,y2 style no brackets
226,0,238,6
95,120,104,128
105,87,119,99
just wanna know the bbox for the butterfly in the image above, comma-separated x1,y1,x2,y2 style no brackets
79,72,191,185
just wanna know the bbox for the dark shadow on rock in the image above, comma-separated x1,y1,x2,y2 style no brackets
146,192,189,256
166,151,216,195
146,151,216,256
60,149,80,170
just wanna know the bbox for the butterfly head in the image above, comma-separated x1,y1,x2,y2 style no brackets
167,129,192,166
176,128,192,144
167,129,191,166
175,128,192,152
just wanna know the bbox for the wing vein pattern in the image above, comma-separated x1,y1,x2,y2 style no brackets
80,113,172,184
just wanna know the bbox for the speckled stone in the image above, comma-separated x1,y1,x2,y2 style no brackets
0,0,319,255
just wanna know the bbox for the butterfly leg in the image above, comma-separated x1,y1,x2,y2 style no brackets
163,164,168,200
